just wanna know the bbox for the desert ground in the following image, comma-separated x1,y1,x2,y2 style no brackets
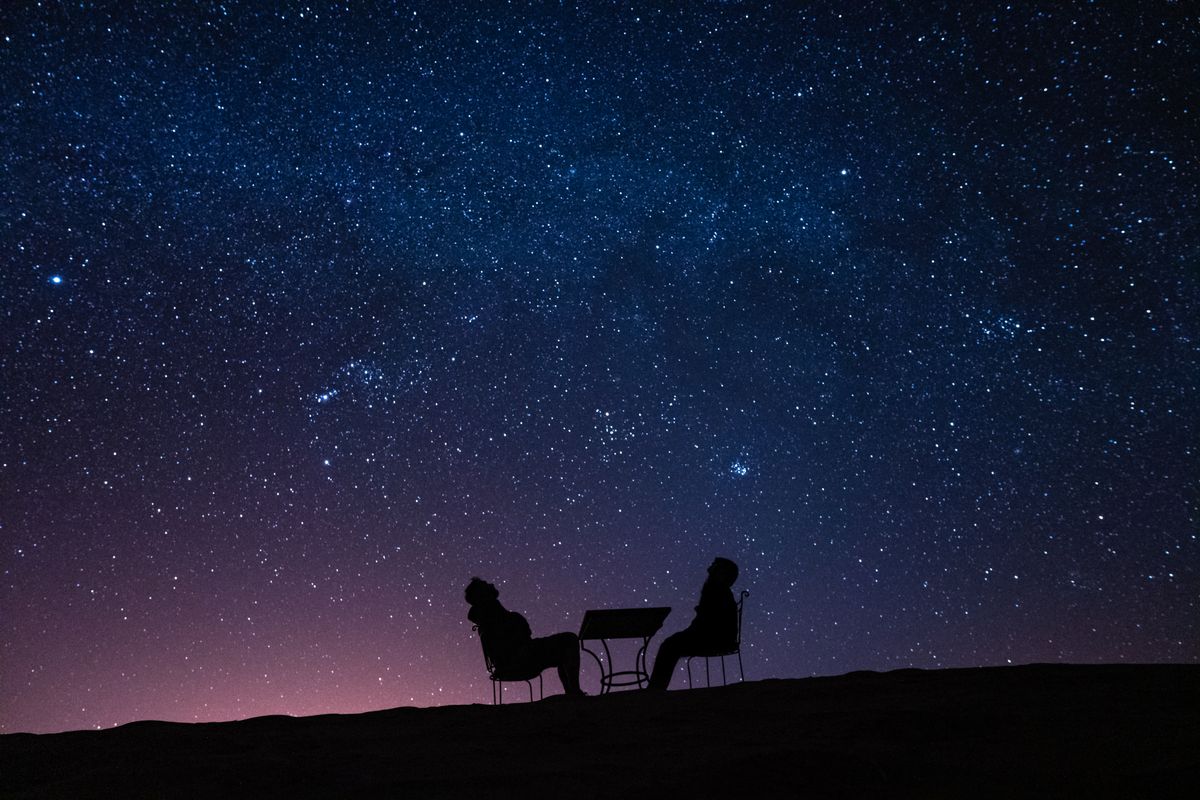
2,664,1196,798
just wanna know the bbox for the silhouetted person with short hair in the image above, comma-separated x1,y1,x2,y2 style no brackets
465,577,585,697
647,557,739,690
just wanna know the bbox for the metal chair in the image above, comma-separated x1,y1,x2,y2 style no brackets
473,625,543,704
685,590,749,688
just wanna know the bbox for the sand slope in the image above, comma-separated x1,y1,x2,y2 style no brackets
2,664,1196,798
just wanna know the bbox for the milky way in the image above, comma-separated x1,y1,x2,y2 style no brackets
2,1,1196,733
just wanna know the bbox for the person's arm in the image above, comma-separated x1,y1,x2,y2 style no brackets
689,583,717,630
719,589,737,643
509,610,532,641
692,584,736,643
695,582,723,617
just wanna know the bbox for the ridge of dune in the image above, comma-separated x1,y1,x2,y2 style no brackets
2,664,1196,798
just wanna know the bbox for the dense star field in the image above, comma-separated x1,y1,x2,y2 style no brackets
2,1,1196,734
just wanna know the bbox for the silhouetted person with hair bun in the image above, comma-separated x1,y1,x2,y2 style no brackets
464,577,585,697
647,557,739,690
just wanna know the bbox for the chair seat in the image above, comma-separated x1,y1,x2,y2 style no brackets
473,624,544,704
489,665,543,682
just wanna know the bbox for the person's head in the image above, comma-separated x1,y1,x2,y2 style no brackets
464,577,499,606
707,557,738,587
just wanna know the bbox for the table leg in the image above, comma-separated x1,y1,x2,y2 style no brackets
579,640,609,694
635,635,653,689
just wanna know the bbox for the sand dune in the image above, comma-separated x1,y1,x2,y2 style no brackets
2,664,1196,798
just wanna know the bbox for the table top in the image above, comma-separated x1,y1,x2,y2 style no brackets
578,607,671,640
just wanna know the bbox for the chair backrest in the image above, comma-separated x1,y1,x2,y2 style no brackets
734,590,749,648
472,624,497,676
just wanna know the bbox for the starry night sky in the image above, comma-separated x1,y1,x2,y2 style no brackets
2,1,1197,734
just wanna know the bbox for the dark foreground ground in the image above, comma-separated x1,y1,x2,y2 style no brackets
2,664,1197,798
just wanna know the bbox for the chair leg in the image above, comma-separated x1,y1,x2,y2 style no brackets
720,655,727,686
704,657,711,687
738,649,745,682
686,658,692,688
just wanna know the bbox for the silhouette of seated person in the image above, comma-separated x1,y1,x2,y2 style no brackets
465,577,585,697
647,557,739,690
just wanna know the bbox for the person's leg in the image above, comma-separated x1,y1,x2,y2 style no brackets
552,632,583,694
529,633,584,695
648,630,698,690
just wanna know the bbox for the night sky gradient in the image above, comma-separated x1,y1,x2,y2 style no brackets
2,1,1197,734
